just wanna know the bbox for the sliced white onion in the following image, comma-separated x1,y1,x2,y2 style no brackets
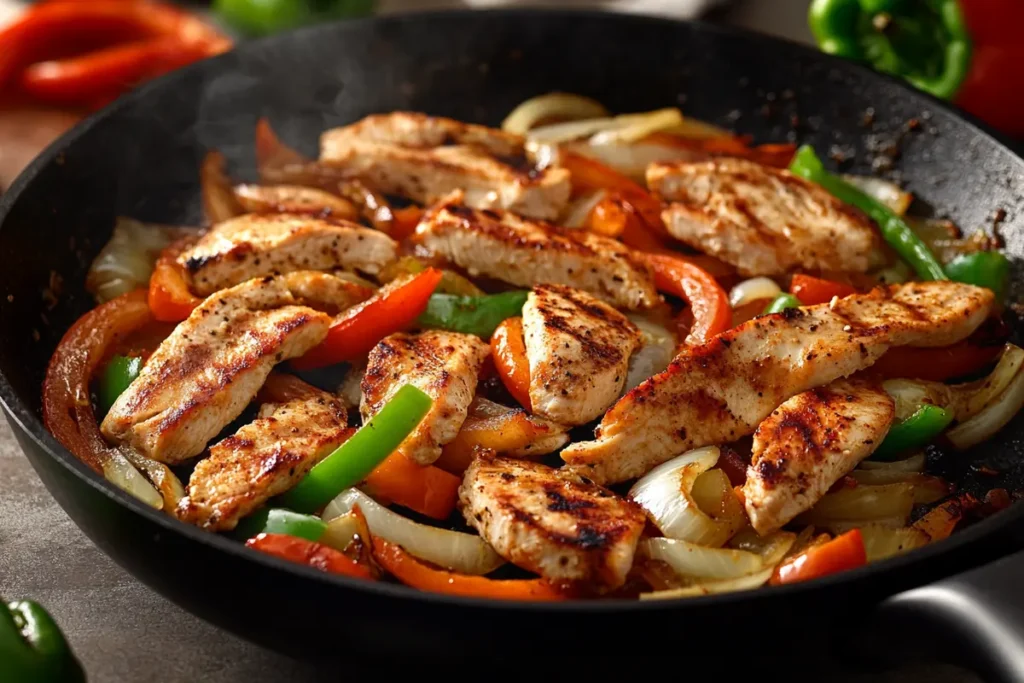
562,139,705,181
661,117,736,141
624,314,677,393
319,511,363,552
322,489,504,575
729,277,782,308
858,452,925,472
727,528,796,569
561,190,606,229
882,379,954,421
527,117,620,144
501,93,610,135
841,174,912,215
639,568,774,600
796,483,915,524
822,517,907,534
947,365,1024,450
122,449,184,510
849,469,918,486
85,218,185,304
642,537,762,581
102,450,162,509
629,446,742,547
589,108,684,146
953,344,1024,421
525,140,562,171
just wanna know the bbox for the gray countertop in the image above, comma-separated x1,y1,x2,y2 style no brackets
0,2,984,681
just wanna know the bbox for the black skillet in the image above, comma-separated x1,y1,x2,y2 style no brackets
2,8,1024,679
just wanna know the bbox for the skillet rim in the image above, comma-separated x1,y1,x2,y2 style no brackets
1,7,1023,613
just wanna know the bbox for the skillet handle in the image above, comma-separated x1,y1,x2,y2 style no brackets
872,551,1024,683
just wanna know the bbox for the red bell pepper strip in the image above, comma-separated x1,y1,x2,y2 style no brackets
371,537,566,601
769,529,866,586
490,317,532,411
559,151,668,239
292,268,442,370
390,206,424,242
361,453,461,521
42,289,154,473
789,273,857,306
872,340,1003,383
246,533,375,581
148,239,202,323
643,253,732,345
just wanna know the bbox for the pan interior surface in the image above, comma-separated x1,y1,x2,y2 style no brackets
1,9,1024,651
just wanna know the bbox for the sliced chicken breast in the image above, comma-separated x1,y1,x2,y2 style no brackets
280,270,373,315
522,284,642,425
233,184,360,220
178,385,353,531
179,213,397,296
562,281,993,484
417,197,659,310
101,276,331,463
459,453,646,589
361,330,490,465
743,379,895,535
647,158,882,277
320,112,571,220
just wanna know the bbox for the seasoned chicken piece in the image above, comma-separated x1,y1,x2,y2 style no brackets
280,270,372,315
179,213,397,296
647,158,882,277
101,276,331,463
562,281,993,484
522,284,643,425
178,385,353,531
459,453,646,589
319,112,571,220
417,198,659,310
233,184,360,220
743,380,895,535
361,330,490,465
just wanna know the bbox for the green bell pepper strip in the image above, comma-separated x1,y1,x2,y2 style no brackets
763,293,802,315
234,508,327,541
417,291,529,338
96,354,142,417
808,0,972,100
945,251,1010,301
277,384,432,513
872,404,954,461
214,0,376,37
0,600,85,683
790,145,948,281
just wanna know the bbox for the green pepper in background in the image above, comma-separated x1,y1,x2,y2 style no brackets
763,293,802,315
1,600,85,683
214,0,376,37
789,145,948,281
872,404,954,461
259,509,327,542
945,251,1010,301
808,0,972,100
96,355,142,417
418,291,530,338
278,384,432,513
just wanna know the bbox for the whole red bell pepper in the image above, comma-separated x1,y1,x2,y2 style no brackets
809,0,1024,138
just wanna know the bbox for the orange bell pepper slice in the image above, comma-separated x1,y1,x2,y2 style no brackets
362,452,461,520
292,268,442,370
390,206,424,242
559,151,668,238
246,533,375,581
371,537,566,601
769,529,866,586
643,253,731,345
490,317,532,411
147,239,202,323
436,408,552,474
789,274,857,306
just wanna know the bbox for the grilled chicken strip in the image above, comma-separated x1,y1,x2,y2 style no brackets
178,385,353,531
233,184,360,220
459,453,646,589
417,197,659,310
101,276,331,463
280,270,372,315
743,380,895,535
179,213,397,296
562,281,993,484
647,158,882,277
361,330,490,465
320,112,571,220
522,284,643,425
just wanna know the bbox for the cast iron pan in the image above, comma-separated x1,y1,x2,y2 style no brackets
2,9,1024,679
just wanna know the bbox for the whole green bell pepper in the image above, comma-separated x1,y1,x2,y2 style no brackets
417,290,530,338
808,0,972,100
1,600,85,683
